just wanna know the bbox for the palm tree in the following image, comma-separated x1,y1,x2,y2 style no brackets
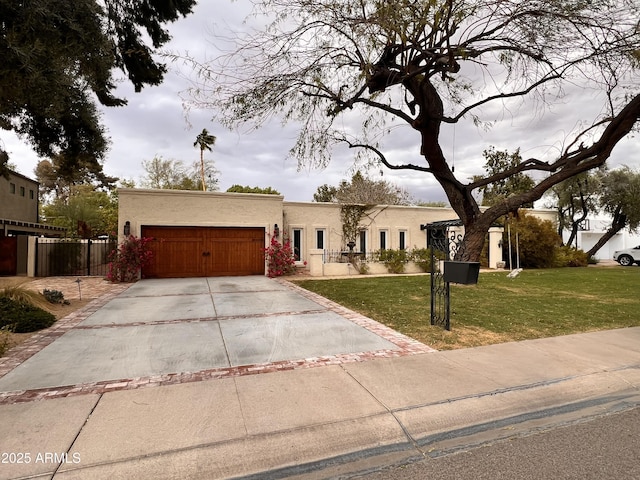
193,128,217,191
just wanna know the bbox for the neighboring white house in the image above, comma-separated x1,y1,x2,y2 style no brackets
117,188,558,278
563,214,640,261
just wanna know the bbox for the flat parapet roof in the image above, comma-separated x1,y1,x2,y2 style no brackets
1,218,65,235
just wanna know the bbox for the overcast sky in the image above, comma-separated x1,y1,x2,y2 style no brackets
4,1,639,204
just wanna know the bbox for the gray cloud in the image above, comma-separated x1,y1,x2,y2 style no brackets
5,1,639,205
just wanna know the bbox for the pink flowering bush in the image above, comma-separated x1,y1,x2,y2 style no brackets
107,235,154,282
264,234,297,278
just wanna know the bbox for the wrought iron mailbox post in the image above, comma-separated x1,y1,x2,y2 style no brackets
424,220,479,331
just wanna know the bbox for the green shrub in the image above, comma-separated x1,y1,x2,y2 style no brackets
411,248,433,272
0,297,56,333
352,257,370,274
554,246,589,267
376,249,409,274
341,252,370,274
43,289,67,304
505,214,562,268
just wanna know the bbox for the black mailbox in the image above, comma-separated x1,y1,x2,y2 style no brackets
443,261,480,284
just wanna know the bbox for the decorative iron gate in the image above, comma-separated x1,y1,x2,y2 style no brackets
426,220,466,331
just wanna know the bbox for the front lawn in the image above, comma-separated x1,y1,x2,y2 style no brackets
292,267,640,350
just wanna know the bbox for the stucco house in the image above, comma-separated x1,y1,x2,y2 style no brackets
118,188,558,278
563,214,640,261
0,170,64,275
1,170,41,235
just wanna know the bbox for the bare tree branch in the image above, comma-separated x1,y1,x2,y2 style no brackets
187,0,640,260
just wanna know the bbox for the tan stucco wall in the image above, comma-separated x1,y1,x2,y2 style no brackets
283,202,461,259
285,203,559,272
117,189,284,245
524,208,557,225
117,189,558,275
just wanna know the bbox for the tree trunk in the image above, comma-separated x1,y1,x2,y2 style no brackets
566,181,590,247
458,224,488,261
200,150,206,191
585,209,626,258
412,77,487,260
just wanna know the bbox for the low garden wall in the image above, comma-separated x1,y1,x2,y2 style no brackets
308,249,432,277
307,227,504,276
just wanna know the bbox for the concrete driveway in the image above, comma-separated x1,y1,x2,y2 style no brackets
0,276,432,396
2,277,640,479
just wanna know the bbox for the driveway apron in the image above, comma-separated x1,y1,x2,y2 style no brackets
0,277,430,394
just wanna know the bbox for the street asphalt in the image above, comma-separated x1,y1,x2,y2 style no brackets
0,275,639,479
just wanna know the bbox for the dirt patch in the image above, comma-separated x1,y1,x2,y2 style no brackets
44,298,94,320
424,325,517,351
0,277,30,289
3,331,36,351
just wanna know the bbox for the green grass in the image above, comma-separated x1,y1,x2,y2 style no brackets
293,267,640,350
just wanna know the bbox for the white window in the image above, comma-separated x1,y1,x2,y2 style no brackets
292,228,303,261
315,229,326,249
399,230,407,250
379,230,387,250
359,230,367,253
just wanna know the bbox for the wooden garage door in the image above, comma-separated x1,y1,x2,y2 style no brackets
141,226,265,278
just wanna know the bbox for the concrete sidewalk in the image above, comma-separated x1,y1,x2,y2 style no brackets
0,280,639,479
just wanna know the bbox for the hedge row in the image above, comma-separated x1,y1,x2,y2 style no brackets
0,297,56,333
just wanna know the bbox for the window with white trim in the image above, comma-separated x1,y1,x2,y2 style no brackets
359,229,367,253
399,230,407,250
292,228,303,261
379,230,387,250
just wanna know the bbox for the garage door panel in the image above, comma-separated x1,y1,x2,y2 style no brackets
142,228,204,278
211,238,265,276
153,239,204,278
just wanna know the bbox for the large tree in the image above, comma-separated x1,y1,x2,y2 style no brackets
0,0,196,177
41,184,118,238
585,167,640,257
140,156,220,191
193,129,217,191
314,171,413,204
313,184,339,202
35,154,118,203
474,147,535,208
187,0,640,260
226,185,281,194
546,172,602,247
